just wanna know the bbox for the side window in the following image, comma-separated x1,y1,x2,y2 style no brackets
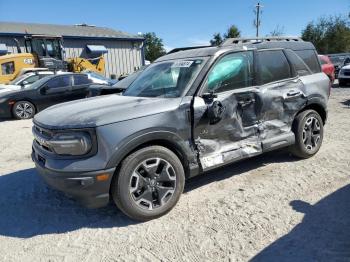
205,51,254,93
23,75,40,85
257,50,291,85
294,50,321,73
47,76,70,89
73,75,91,85
284,49,312,76
39,74,50,79
1,62,15,75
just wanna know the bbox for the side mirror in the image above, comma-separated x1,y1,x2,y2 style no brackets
20,81,28,88
40,86,48,94
201,92,217,102
207,100,225,125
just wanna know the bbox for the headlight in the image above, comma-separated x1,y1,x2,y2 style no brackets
48,132,92,156
0,98,8,104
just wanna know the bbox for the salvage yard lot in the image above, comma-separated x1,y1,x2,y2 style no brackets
0,88,349,261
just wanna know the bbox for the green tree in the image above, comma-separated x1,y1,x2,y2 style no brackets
143,32,166,62
210,33,223,46
210,25,241,46
223,25,241,39
301,15,350,54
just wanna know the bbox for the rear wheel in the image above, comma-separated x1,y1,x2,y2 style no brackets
290,110,324,158
111,146,185,221
12,101,35,120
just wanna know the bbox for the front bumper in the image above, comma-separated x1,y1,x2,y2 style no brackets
32,149,116,208
338,72,350,80
0,101,12,118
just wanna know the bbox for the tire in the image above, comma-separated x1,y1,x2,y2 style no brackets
111,146,185,221
12,101,35,120
290,110,324,158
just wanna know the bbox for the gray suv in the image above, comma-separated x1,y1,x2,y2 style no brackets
32,37,330,221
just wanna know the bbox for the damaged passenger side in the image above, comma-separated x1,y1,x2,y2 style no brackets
192,50,262,170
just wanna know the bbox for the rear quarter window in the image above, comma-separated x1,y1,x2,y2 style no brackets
257,50,292,85
284,49,312,76
294,50,321,73
73,75,91,85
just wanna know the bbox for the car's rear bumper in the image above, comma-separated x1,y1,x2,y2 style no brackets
32,150,115,208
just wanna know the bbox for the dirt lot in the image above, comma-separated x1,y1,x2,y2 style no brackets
0,88,349,262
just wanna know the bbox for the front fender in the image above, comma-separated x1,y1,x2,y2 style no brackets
105,129,196,170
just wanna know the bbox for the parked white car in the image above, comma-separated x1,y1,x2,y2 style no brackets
83,70,118,86
338,64,350,86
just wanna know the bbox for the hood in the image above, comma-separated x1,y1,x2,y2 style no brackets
0,84,21,94
34,94,182,129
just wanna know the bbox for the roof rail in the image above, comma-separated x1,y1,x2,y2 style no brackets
221,36,302,46
167,45,212,54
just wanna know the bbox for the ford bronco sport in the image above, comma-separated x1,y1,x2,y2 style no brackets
32,37,330,221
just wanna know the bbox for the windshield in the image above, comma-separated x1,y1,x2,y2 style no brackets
123,59,205,98
113,68,144,89
9,74,30,85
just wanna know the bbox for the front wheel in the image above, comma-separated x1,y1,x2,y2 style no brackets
111,146,185,221
12,101,35,120
290,110,324,158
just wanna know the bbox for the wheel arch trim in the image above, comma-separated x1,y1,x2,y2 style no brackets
106,130,197,177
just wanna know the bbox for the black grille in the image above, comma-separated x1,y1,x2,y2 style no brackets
343,69,350,76
33,125,54,152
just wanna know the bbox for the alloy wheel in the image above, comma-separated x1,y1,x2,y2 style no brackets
302,116,321,151
129,157,176,210
15,102,34,119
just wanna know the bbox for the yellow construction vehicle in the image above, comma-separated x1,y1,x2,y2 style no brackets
67,56,105,74
0,35,105,84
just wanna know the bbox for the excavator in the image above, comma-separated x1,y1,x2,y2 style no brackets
0,34,105,84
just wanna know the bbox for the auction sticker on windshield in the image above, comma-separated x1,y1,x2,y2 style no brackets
172,61,194,68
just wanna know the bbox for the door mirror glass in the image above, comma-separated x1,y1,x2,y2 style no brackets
201,92,217,102
40,86,48,94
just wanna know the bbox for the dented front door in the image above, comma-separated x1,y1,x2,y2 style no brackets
192,51,262,171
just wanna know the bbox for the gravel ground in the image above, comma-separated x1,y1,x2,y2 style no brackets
0,87,349,262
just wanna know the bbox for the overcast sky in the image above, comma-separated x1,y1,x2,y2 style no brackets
0,0,349,50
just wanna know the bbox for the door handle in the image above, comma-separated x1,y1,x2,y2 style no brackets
286,90,302,97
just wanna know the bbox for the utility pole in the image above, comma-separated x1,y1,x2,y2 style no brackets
254,2,263,37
